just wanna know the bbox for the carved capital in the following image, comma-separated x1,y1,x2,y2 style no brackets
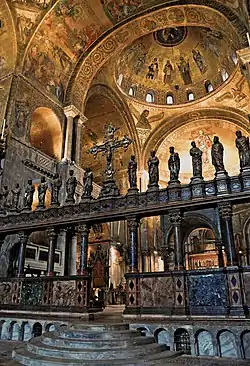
78,114,88,126
64,105,80,118
218,203,232,219
127,217,139,231
47,228,57,240
77,223,90,235
18,231,29,244
169,210,182,225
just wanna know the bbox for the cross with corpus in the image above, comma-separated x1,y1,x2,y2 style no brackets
89,122,133,187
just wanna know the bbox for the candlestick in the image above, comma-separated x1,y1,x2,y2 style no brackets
247,32,250,48
1,119,6,140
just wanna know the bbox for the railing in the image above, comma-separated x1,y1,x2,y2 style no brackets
0,275,91,313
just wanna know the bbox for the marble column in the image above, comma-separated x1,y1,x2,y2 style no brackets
169,210,183,270
141,250,148,272
69,229,78,276
75,115,87,166
57,228,67,276
218,203,237,267
216,240,224,268
127,217,139,273
46,228,57,276
63,105,80,161
78,224,90,275
17,231,29,277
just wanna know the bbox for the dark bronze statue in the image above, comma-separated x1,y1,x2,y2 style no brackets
168,146,180,182
128,155,137,189
82,168,93,199
190,141,203,179
23,179,35,210
66,169,77,203
11,183,21,211
211,136,225,173
235,130,250,169
37,176,48,209
0,185,9,211
148,151,159,187
51,173,62,206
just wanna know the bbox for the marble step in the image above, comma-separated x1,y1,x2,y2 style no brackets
13,346,181,366
26,337,166,360
59,328,142,340
41,331,155,349
69,323,129,332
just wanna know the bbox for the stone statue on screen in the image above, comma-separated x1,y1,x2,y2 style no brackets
23,179,35,210
51,173,62,206
11,183,21,211
235,130,250,170
66,169,77,203
0,185,9,212
82,168,93,199
211,136,226,173
37,176,48,209
190,141,203,179
148,151,159,187
128,155,137,189
168,146,180,183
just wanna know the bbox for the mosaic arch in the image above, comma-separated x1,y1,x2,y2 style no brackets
20,1,247,107
68,4,246,111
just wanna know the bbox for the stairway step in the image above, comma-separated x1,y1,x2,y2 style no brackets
41,332,155,349
69,323,129,331
58,328,142,340
13,345,178,366
27,337,166,360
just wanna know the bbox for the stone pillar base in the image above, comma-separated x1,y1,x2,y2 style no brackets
99,179,120,198
241,166,250,190
215,170,230,195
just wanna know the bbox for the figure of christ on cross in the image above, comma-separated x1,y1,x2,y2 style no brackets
89,122,133,197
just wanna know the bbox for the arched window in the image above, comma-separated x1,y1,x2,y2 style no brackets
187,91,194,101
32,322,42,338
221,69,229,81
205,80,213,93
232,52,238,65
128,85,137,97
166,94,174,105
145,92,154,103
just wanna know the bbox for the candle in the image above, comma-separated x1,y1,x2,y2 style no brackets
1,119,6,140
247,32,250,47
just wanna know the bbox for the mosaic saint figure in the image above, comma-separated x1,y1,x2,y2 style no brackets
128,155,137,188
192,50,208,74
163,60,173,84
211,136,225,173
148,151,159,186
177,56,192,85
235,130,250,169
168,146,180,182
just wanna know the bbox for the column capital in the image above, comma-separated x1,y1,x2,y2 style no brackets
127,216,139,230
218,202,232,219
77,223,90,235
64,105,81,118
168,209,182,225
47,228,57,239
18,231,29,243
78,114,88,126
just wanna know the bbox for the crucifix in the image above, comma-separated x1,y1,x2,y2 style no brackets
89,122,133,197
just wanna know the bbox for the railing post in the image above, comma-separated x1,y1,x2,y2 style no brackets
127,216,140,273
78,224,90,275
169,210,183,270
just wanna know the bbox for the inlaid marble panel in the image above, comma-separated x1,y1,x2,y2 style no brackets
219,331,238,358
197,331,214,356
51,280,76,307
140,277,174,308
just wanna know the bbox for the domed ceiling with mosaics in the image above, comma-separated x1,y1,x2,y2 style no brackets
116,26,238,105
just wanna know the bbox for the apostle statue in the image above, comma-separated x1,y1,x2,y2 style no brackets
51,173,62,206
23,179,35,210
168,146,180,182
147,151,159,187
235,130,250,170
66,169,77,203
0,185,9,212
37,176,48,209
11,183,21,211
190,141,203,179
82,168,93,199
128,155,137,189
211,136,225,173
